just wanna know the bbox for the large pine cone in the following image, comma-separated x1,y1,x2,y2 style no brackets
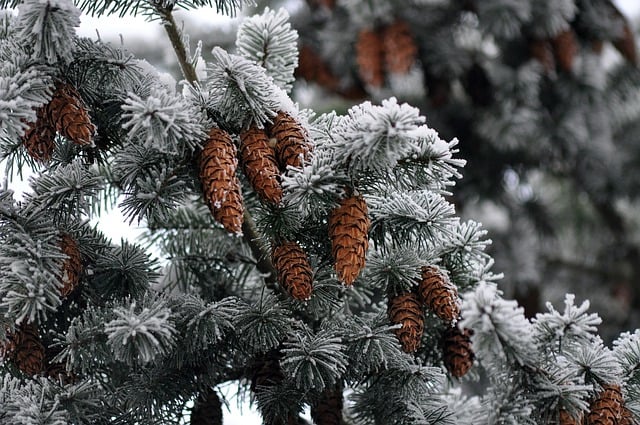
382,20,417,75
199,128,244,235
552,29,579,73
240,126,283,204
47,82,95,146
559,409,583,425
272,241,314,300
328,195,370,285
191,390,223,425
269,111,312,170
442,326,474,378
587,384,625,425
1,323,45,376
311,386,344,425
388,292,424,353
59,233,83,298
356,28,385,88
417,266,459,324
22,106,56,162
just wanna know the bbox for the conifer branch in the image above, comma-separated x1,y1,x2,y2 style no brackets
156,3,278,287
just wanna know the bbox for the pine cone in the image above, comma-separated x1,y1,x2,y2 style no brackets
311,387,344,425
356,28,385,88
199,128,244,235
559,409,583,425
59,233,83,298
296,45,341,92
47,82,95,146
269,111,312,170
328,195,370,285
552,29,579,73
613,21,638,66
191,390,223,425
240,126,283,204
2,323,45,376
382,20,417,75
587,384,624,425
442,326,474,378
619,407,635,425
388,292,424,353
530,39,556,74
418,266,459,324
22,106,56,162
272,241,313,300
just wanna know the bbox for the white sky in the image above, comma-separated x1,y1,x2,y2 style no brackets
3,1,640,423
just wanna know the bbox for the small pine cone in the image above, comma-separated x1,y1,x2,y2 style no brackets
2,323,46,376
530,39,556,74
388,292,424,353
240,127,283,204
328,195,370,285
59,233,83,298
418,266,460,324
296,45,341,91
191,390,223,425
442,326,474,378
559,409,583,425
272,241,313,300
356,28,385,88
613,21,638,66
587,384,624,425
269,111,312,170
311,387,344,425
47,82,95,146
382,20,417,75
552,29,579,73
199,128,244,235
22,106,56,162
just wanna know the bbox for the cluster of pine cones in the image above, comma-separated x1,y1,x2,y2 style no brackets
1,233,82,381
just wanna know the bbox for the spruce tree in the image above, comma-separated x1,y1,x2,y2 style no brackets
0,1,639,425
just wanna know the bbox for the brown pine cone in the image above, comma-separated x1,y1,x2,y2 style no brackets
587,384,625,425
559,409,583,425
59,233,83,298
356,28,385,88
269,111,313,170
199,128,244,235
552,29,579,73
46,82,95,146
191,390,223,425
613,21,638,66
1,323,45,376
328,195,370,285
388,292,424,353
311,386,344,425
530,39,556,74
382,20,417,75
417,266,459,324
619,407,635,425
22,106,56,162
272,241,313,300
296,45,341,92
442,326,474,378
240,126,283,204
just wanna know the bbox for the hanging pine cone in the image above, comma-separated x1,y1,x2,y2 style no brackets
269,111,313,170
296,45,341,93
552,29,579,73
22,106,56,162
59,233,83,298
559,409,583,425
199,128,244,235
388,292,424,353
530,39,556,74
356,28,385,88
328,195,370,285
587,384,625,425
311,387,344,425
191,390,223,425
272,241,313,300
1,323,45,376
619,407,634,425
442,326,474,378
46,82,95,146
240,126,283,204
613,21,638,66
382,19,417,75
417,266,460,324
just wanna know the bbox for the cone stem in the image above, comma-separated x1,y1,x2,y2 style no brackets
157,5,277,286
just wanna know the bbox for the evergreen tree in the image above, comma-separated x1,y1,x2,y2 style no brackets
0,1,639,425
